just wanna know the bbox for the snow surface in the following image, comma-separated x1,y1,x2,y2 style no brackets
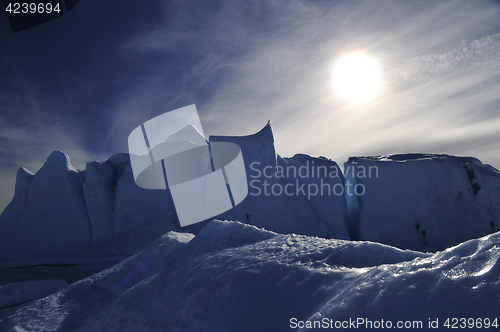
0,279,68,310
345,154,500,251
0,220,498,331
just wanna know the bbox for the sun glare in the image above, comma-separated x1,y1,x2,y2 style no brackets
333,52,382,104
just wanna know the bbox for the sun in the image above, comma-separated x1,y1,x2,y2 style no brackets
333,52,382,104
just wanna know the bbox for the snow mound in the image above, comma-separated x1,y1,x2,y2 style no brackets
1,220,498,332
345,153,500,250
0,279,68,310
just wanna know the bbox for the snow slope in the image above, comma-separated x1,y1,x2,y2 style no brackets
0,220,498,332
345,154,500,251
0,280,68,310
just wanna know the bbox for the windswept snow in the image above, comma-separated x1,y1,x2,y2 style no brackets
0,220,499,332
0,280,68,310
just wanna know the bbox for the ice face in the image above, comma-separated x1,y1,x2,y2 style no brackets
0,150,177,267
0,151,92,264
0,122,347,267
210,121,349,239
344,154,500,251
2,129,500,268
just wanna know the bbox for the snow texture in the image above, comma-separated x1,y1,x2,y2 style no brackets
0,279,68,310
0,220,498,332
345,154,500,251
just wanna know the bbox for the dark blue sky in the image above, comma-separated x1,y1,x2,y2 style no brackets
1,0,183,157
1,0,500,212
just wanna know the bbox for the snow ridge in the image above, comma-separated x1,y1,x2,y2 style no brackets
1,220,499,332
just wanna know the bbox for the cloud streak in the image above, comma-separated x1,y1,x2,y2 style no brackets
92,0,500,172
188,0,500,168
2,0,500,212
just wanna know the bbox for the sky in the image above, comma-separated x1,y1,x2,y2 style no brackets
0,0,500,213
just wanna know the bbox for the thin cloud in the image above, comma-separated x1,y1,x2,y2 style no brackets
2,0,500,212
397,33,500,84
103,0,500,171
193,0,500,169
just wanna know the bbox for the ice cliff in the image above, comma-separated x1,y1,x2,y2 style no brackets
0,151,179,267
1,124,500,267
0,122,348,267
345,154,500,251
211,122,348,239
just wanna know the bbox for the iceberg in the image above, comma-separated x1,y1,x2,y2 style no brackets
211,121,349,239
0,151,178,267
0,122,348,267
345,154,500,251
0,152,93,263
2,125,500,268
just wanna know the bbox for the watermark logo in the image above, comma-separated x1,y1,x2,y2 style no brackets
128,105,248,227
249,160,378,199
4,1,80,33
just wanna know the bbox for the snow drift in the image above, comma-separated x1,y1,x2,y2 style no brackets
0,279,68,310
0,220,498,332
